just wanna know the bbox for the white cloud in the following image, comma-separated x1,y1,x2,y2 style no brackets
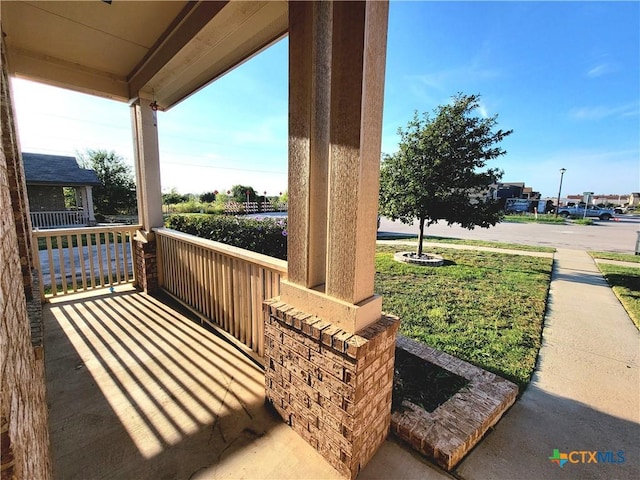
587,63,615,78
407,64,501,94
569,102,639,120
476,100,489,119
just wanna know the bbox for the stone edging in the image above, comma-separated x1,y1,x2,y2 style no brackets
391,335,518,471
393,251,444,266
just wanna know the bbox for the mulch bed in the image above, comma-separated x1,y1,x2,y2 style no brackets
392,347,469,412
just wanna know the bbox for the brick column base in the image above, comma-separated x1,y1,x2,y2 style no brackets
263,299,400,479
133,233,158,294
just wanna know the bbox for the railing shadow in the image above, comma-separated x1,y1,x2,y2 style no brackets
44,288,283,479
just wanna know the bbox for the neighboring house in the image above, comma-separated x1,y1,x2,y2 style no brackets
22,152,101,228
485,182,540,202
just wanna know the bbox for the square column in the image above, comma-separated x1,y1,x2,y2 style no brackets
281,0,389,334
130,95,163,293
84,186,96,224
131,96,163,232
267,2,394,478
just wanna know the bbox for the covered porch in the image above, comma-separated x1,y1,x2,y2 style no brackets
2,0,399,478
44,286,443,479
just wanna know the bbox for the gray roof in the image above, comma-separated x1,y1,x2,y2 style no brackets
22,153,101,186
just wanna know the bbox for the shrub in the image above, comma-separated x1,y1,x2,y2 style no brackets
165,214,287,260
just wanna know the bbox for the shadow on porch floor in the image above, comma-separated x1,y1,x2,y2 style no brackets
44,287,449,480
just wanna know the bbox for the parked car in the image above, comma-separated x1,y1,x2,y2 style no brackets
614,206,628,214
556,205,616,221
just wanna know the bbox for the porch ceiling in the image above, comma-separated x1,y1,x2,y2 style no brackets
1,0,288,109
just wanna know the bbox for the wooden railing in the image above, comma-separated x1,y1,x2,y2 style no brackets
30,210,89,229
32,225,141,300
155,228,287,358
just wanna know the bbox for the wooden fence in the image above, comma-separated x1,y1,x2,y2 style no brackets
32,225,140,300
155,227,287,358
224,201,288,214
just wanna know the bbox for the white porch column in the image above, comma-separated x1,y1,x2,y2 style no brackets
84,186,96,224
130,96,163,231
77,186,88,223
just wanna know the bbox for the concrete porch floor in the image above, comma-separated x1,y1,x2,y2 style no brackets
44,286,450,480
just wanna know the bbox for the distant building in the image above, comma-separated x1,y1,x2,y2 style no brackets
488,182,540,201
23,152,101,227
565,193,631,207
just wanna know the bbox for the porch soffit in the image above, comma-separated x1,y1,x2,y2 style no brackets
1,0,288,110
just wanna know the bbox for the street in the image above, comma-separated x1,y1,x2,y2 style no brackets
378,215,640,253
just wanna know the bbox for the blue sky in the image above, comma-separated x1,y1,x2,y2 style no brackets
13,1,639,198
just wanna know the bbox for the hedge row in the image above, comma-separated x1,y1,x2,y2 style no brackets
165,214,287,260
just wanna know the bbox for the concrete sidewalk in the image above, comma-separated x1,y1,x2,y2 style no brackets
455,249,640,480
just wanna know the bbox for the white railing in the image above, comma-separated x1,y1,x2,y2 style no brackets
155,227,287,358
32,225,141,300
30,210,89,229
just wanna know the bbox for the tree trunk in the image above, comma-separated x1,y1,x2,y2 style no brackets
418,216,425,257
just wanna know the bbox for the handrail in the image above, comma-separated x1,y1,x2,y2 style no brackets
32,224,142,238
154,227,287,272
155,227,287,359
32,224,141,300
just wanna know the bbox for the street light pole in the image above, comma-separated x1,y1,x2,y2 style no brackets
555,168,566,217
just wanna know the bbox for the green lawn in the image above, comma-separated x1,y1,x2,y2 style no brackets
375,244,553,390
595,263,640,329
503,214,566,224
589,251,640,264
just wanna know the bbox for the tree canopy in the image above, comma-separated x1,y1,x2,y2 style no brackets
200,191,218,203
78,149,137,215
163,188,187,205
230,185,257,203
379,93,512,255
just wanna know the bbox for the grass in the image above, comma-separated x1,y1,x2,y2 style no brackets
589,251,640,264
595,263,640,329
378,235,555,253
503,214,566,224
375,244,554,390
572,218,594,225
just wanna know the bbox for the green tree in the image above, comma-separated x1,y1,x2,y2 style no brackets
379,93,512,256
163,188,187,205
63,187,77,208
78,149,137,215
200,191,217,203
231,185,257,203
